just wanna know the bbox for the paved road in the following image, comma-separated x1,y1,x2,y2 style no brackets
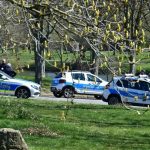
2,94,107,105
36,96,108,105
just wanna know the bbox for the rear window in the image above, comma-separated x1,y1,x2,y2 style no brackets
55,73,65,78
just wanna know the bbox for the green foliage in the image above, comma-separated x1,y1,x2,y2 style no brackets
1,98,37,120
0,97,150,149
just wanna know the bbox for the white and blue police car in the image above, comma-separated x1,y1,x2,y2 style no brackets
0,70,40,99
50,71,108,99
102,74,150,105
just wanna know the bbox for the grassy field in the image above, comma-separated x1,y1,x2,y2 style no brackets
1,97,150,149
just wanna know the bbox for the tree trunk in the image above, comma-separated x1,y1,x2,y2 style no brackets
129,52,136,74
94,56,99,76
91,50,99,75
33,19,45,84
34,39,43,85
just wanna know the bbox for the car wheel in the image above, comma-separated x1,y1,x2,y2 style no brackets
63,87,74,98
108,96,119,105
94,95,102,99
16,87,30,99
53,91,63,98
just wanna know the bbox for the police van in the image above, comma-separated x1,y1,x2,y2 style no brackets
50,71,108,99
102,74,150,105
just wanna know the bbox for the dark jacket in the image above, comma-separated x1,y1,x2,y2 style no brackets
0,63,16,77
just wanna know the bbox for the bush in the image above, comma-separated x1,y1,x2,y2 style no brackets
2,99,38,120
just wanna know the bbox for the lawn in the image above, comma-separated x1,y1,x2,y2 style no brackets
1,97,150,149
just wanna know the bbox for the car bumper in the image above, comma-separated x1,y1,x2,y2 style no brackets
102,96,108,102
31,92,40,97
30,88,41,97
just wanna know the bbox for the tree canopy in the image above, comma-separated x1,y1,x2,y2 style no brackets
0,0,149,83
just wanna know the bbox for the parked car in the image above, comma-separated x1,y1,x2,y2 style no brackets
50,71,108,99
102,74,150,105
0,70,40,99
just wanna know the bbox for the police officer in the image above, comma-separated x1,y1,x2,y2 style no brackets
0,59,16,77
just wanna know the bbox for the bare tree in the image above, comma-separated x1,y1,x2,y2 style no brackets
1,0,148,84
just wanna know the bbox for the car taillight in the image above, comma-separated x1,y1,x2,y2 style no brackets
59,79,66,83
105,84,110,89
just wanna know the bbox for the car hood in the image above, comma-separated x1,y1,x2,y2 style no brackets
8,78,40,87
102,80,109,85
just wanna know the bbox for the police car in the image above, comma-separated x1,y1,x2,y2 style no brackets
50,71,108,99
102,74,150,105
0,70,40,99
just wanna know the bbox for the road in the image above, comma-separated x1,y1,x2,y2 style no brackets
2,94,107,105
35,96,148,109
36,95,108,105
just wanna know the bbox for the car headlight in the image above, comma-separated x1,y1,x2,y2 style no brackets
31,85,39,90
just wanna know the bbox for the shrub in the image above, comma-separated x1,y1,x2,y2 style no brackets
2,99,38,120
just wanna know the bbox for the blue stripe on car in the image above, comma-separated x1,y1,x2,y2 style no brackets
109,88,150,100
0,82,21,91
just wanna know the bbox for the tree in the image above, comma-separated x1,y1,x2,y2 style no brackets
2,0,148,84
0,0,29,69
119,0,148,74
142,1,150,46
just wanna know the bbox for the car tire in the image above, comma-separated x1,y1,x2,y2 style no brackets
63,87,74,98
16,87,30,99
94,95,102,99
53,91,63,98
108,96,119,105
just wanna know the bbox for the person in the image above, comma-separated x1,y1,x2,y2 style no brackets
0,59,16,77
139,70,148,78
140,70,146,75
0,59,7,72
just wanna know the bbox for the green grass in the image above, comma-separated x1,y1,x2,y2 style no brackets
1,97,150,149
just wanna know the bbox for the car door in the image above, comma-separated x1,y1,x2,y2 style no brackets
0,73,12,95
71,73,87,94
127,80,142,103
116,79,140,103
85,73,103,94
137,81,150,104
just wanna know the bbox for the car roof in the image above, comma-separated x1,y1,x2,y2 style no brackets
113,75,150,82
62,70,91,73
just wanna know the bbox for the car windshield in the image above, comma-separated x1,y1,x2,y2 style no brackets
55,72,65,78
0,71,12,80
87,74,102,82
